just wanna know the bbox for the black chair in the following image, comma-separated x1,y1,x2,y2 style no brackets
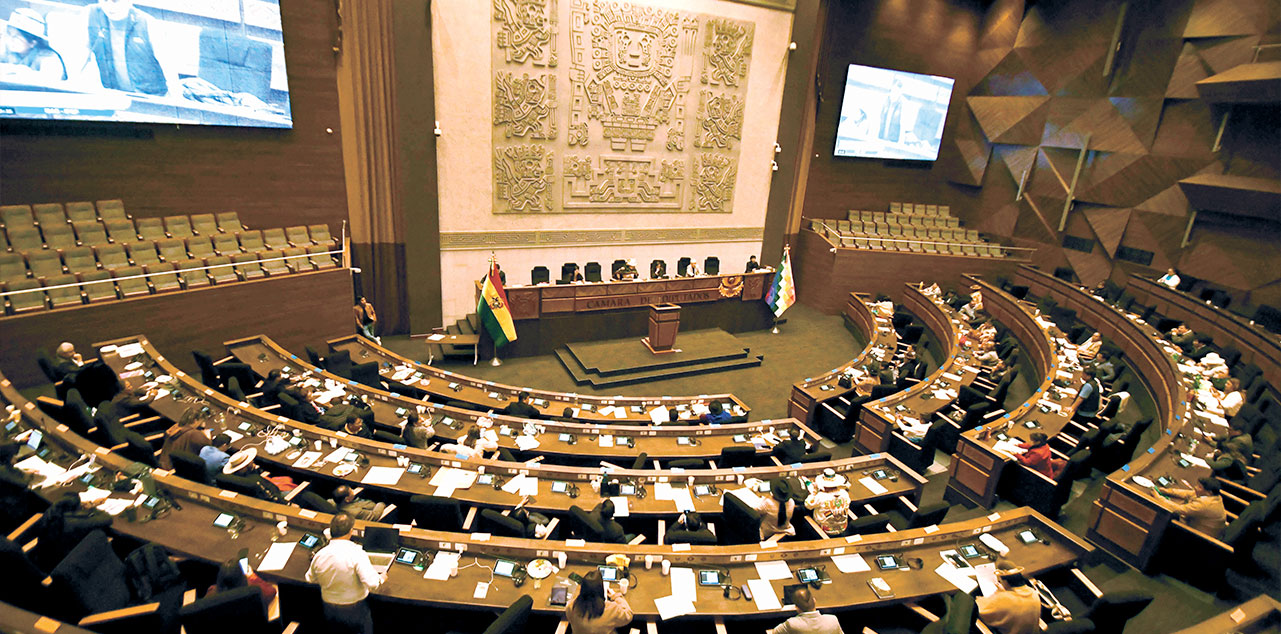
584,262,601,283
304,346,324,366
886,501,949,530
0,537,51,614
847,512,893,535
49,531,182,634
478,594,532,634
1093,417,1153,473
567,505,605,541
870,384,898,400
180,586,292,634
226,376,247,402
1077,591,1152,634
349,361,382,388
677,257,692,277
292,491,337,514
407,495,465,532
560,263,577,283
718,494,762,545
718,446,756,469
704,256,719,275
192,350,221,390
630,452,649,470
170,450,211,485
668,458,705,469
531,266,549,285
217,363,257,397
324,349,353,377
1044,619,1095,633
479,509,527,538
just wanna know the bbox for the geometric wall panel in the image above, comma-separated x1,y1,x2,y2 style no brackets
1192,36,1264,74
1166,42,1213,99
1082,206,1132,257
1184,0,1277,38
968,96,1050,143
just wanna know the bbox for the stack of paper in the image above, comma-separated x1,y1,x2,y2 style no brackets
653,595,696,620
648,406,670,424
257,542,298,572
514,435,541,451
935,562,978,593
598,435,614,448
746,579,781,610
670,567,696,597
501,474,539,496
831,553,870,573
858,476,888,495
424,551,460,581
361,466,405,486
754,560,793,580
670,487,695,512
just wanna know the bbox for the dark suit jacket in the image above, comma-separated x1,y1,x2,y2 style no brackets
502,402,541,419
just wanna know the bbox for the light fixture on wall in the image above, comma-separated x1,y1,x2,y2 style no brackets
774,142,781,153
434,120,443,137
771,160,779,172
788,42,797,51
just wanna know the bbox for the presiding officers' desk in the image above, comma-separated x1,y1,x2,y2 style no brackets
226,336,783,464
327,334,749,424
1128,274,1281,388
855,282,976,457
97,337,924,522
489,270,777,357
4,374,1093,626
947,276,1082,512
788,292,898,427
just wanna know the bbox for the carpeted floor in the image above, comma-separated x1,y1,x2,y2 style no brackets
384,302,1270,633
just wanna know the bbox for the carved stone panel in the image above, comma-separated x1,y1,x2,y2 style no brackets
494,72,558,140
693,152,737,213
494,0,558,67
693,90,744,149
563,154,685,210
701,18,753,88
495,145,554,213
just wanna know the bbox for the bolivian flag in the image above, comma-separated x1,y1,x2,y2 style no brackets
478,261,518,347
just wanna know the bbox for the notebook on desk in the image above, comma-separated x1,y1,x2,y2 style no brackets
362,526,400,574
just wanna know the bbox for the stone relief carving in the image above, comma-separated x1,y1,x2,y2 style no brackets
693,153,736,213
495,145,554,213
693,90,744,149
701,18,752,88
494,0,558,67
494,71,557,139
562,154,685,209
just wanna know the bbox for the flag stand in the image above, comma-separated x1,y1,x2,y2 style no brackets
491,353,502,367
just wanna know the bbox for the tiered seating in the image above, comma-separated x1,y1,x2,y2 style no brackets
0,200,340,314
809,202,1008,257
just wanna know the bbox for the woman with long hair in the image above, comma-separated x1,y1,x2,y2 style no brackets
567,569,632,633
208,559,277,609
752,478,797,541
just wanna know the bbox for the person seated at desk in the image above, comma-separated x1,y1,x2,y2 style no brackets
700,401,732,424
223,448,295,502
565,264,585,283
332,485,386,522
342,416,372,440
1158,476,1226,539
0,441,32,492
685,260,701,277
1158,268,1181,289
200,433,233,477
593,499,633,543
975,562,1042,634
804,469,852,537
110,377,156,416
501,391,541,419
666,511,716,545
508,496,554,538
649,260,667,279
745,255,761,273
959,292,984,322
1213,378,1245,417
551,406,578,423
1209,426,1252,481
1168,324,1195,352
1185,336,1214,362
258,369,287,405
1092,354,1117,383
159,409,210,470
1015,432,1063,479
441,425,497,459
207,558,277,610
1076,331,1103,363
613,259,639,281
567,569,633,634
767,585,845,634
973,341,1001,367
0,9,67,82
751,478,797,541
401,411,435,449
32,493,114,570
52,342,84,381
319,395,375,431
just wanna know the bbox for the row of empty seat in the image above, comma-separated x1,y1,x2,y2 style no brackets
809,200,1010,258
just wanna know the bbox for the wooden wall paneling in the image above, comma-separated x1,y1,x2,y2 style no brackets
0,270,354,389
1081,205,1132,257
0,0,348,233
1166,43,1214,99
1183,0,1279,38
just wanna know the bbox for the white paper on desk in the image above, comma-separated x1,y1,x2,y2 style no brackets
942,372,962,382
428,333,445,341
653,595,697,620
974,563,999,597
115,343,145,358
598,406,615,417
935,562,978,594
257,542,298,572
79,487,112,504
831,553,871,574
1037,399,1062,414
501,473,527,494
992,439,1025,456
324,447,351,464
98,498,135,516
598,435,614,448
653,482,674,500
612,408,627,419
670,567,697,599
362,466,405,486
390,368,413,381
609,496,630,518
424,551,459,581
727,487,763,508
671,487,695,512
747,579,782,611
858,476,888,495
754,560,793,581
14,455,65,483
1181,453,1209,469
649,406,669,424
294,451,322,469
515,435,541,451
692,403,710,417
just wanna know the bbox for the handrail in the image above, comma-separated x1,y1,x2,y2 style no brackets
0,247,344,297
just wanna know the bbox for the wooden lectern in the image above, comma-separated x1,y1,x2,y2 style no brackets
642,303,681,354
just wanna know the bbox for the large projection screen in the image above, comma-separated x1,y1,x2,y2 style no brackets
834,64,953,161
0,0,292,128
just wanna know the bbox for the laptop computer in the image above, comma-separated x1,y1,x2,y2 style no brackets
362,526,399,574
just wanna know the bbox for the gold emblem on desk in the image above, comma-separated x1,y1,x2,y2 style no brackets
719,275,743,298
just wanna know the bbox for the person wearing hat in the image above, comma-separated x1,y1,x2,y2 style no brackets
222,448,290,503
750,478,796,541
805,469,852,537
975,561,1041,634
1,8,66,82
85,0,168,95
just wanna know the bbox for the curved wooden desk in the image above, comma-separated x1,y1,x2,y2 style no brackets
228,335,797,464
1127,274,1281,388
328,334,749,424
787,292,897,426
97,337,922,520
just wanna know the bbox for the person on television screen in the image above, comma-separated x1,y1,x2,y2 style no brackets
85,0,167,96
877,79,904,144
1,8,67,82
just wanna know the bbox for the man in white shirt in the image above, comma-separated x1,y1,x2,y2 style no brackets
306,513,383,634
769,586,845,634
1158,268,1180,289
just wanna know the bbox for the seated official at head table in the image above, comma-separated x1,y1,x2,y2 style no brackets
612,259,639,281
746,255,761,272
650,259,667,279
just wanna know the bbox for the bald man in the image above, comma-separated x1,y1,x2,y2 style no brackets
769,586,844,634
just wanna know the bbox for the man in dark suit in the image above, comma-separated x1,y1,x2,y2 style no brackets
1186,336,1214,362
259,369,287,405
745,256,761,273
501,391,541,419
52,342,83,381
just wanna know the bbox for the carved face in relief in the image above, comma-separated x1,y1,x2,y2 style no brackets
712,28,736,58
518,0,545,29
518,153,546,177
612,26,657,72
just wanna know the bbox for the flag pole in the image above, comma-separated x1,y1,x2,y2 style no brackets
487,252,503,366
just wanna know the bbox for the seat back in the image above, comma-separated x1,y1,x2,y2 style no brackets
156,238,187,262
113,266,150,297
64,202,96,222
408,495,464,531
584,262,601,282
847,512,893,535
1083,591,1153,634
704,256,720,275
568,505,604,541
238,230,265,252
5,278,45,312
104,219,137,243
62,247,97,274
187,236,215,259
125,242,160,266
483,594,533,634
0,537,51,613
307,223,332,243
71,220,108,246
8,226,44,252
48,530,131,620
480,509,527,538
719,446,756,469
217,363,257,397
180,586,271,634
1,204,35,228
677,257,691,276
217,212,246,233
262,228,289,250
191,213,218,235
0,253,26,282
192,350,221,388
285,225,311,245
909,501,950,528
164,216,194,238
531,266,549,284
170,449,211,484
96,200,127,220
177,259,210,287
146,263,181,292
42,223,77,250
718,494,762,544
27,250,63,278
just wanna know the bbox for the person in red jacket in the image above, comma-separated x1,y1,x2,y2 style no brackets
1016,432,1063,479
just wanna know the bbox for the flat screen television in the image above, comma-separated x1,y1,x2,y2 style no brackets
0,0,292,128
834,64,954,161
